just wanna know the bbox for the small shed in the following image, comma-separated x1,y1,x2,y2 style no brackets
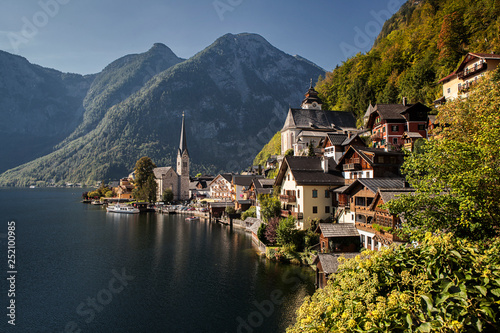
316,223,360,253
313,252,359,288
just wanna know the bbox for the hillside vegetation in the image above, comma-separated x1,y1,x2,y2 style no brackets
316,0,500,119
253,131,281,166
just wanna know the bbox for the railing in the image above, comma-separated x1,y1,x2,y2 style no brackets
343,162,362,171
458,62,487,79
281,210,303,219
279,194,296,203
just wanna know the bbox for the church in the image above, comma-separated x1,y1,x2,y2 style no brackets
154,113,190,202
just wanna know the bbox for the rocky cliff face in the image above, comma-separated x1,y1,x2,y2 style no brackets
0,33,325,185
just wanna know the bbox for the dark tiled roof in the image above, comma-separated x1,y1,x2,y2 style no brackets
284,156,344,186
233,175,264,187
327,133,348,146
283,108,357,131
373,104,409,121
342,134,362,146
318,223,360,238
378,188,416,205
221,173,233,183
315,252,360,274
153,167,175,179
344,178,407,194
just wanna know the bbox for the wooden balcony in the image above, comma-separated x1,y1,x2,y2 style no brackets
458,62,487,79
355,222,404,242
281,210,303,219
280,194,296,203
343,158,362,171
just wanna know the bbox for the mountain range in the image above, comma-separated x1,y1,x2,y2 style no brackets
0,33,325,186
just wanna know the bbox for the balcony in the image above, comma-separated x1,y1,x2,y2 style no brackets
371,132,383,142
279,194,296,203
281,210,303,219
343,158,361,171
458,62,487,79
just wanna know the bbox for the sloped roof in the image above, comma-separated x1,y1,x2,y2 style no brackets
318,223,360,238
327,133,349,146
153,167,176,179
403,132,423,139
233,175,264,187
369,188,416,210
314,253,360,274
277,156,344,186
337,146,404,167
342,178,408,194
282,108,357,131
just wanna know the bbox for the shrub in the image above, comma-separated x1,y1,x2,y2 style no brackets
287,233,500,332
241,206,257,220
257,223,267,244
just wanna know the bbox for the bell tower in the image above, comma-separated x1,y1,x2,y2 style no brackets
177,112,190,200
301,79,323,110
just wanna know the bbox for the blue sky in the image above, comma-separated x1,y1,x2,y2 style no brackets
0,0,405,75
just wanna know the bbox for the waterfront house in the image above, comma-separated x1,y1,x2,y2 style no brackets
365,101,430,150
356,187,414,250
274,156,345,229
336,146,404,184
232,175,264,211
316,223,360,253
280,84,357,156
208,173,233,201
313,253,359,289
248,178,274,219
114,177,134,199
435,52,500,106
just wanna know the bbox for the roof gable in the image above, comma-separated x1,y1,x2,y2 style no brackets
282,108,357,131
318,223,360,238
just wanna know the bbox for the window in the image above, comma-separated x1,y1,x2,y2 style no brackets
367,237,372,246
391,125,399,132
325,190,330,198
383,126,386,132
287,174,290,181
325,206,330,214
418,124,426,131
313,206,318,214
393,138,398,144
297,190,300,198
355,197,366,206
312,190,318,198
377,156,384,163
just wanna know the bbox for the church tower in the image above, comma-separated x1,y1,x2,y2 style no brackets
300,79,323,110
177,112,190,200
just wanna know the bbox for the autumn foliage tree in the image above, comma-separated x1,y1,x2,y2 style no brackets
133,156,157,202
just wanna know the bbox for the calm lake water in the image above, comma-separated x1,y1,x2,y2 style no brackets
0,188,314,333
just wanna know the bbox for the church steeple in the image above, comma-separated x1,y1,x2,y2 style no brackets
178,112,189,157
301,79,323,110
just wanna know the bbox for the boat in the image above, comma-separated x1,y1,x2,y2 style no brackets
185,216,200,221
106,204,140,214
91,200,105,205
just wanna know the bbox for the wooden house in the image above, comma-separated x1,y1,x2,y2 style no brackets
366,102,430,150
208,173,233,201
316,223,360,253
313,253,359,289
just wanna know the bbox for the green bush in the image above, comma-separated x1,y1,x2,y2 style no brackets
288,233,500,332
241,206,257,220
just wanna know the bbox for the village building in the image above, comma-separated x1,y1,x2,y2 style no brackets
435,52,500,106
356,187,414,250
154,113,191,201
113,177,134,199
232,175,264,211
316,223,360,253
322,132,366,163
208,173,233,201
313,252,359,289
274,156,345,229
365,101,431,151
336,146,404,184
280,84,357,156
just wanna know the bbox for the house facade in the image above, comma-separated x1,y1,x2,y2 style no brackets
436,52,500,105
366,102,430,150
208,174,233,201
275,156,345,229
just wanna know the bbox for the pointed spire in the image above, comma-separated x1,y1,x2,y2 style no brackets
178,112,188,156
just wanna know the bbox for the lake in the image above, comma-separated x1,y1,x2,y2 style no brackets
0,188,314,333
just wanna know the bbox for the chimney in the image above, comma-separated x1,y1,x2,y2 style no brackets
402,97,407,106
321,156,329,173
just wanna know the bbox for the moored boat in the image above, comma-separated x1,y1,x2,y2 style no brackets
185,216,200,221
106,204,140,214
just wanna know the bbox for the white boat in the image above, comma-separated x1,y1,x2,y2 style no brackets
185,216,200,221
106,204,140,214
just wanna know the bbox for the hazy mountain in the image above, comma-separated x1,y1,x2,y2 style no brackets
0,33,324,186
0,51,92,172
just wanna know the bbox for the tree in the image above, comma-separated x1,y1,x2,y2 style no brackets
162,188,174,203
264,217,280,245
133,156,157,202
285,148,294,157
257,223,267,244
287,233,500,332
258,194,281,222
241,206,256,220
307,143,315,157
386,74,500,240
276,216,297,246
